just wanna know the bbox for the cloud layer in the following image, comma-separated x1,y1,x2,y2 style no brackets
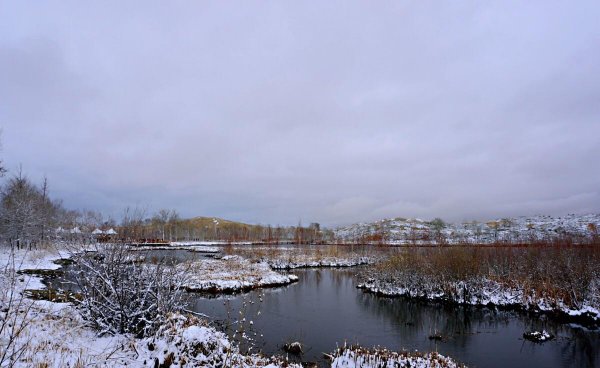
1,1,599,225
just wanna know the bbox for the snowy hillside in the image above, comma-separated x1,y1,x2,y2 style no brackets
334,214,600,244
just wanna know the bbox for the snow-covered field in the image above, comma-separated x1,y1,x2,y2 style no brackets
335,213,600,244
0,248,65,272
0,248,67,290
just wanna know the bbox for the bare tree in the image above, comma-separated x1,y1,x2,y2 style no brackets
120,206,148,240
0,169,43,249
167,209,179,241
0,131,7,178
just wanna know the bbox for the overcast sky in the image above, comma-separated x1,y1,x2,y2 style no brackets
1,1,599,226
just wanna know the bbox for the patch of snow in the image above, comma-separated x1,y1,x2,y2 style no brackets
523,330,554,342
181,257,298,292
331,346,462,368
268,256,373,269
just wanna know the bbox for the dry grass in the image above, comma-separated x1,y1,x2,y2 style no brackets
367,242,600,310
229,245,376,264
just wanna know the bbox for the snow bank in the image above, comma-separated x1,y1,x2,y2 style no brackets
0,248,72,292
268,256,372,269
130,245,220,253
138,314,302,368
182,256,299,292
330,346,463,368
2,292,302,367
357,277,600,326
0,248,65,272
172,241,253,246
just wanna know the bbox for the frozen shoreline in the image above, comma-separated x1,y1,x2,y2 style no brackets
268,256,372,269
130,244,221,253
357,277,600,327
331,346,463,368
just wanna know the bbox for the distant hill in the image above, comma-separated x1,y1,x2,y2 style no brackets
184,216,252,228
162,216,274,241
130,216,324,242
333,214,600,245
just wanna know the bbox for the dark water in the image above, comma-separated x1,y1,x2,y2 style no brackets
45,249,600,368
192,268,600,368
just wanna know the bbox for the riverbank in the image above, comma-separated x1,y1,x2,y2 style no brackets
358,245,600,328
330,346,464,368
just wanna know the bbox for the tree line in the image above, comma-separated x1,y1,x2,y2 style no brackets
0,161,332,247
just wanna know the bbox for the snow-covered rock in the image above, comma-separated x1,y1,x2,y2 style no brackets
523,330,554,342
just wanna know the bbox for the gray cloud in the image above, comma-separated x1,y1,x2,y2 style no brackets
1,1,599,225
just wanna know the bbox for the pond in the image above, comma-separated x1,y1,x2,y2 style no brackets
43,248,600,367
192,268,599,368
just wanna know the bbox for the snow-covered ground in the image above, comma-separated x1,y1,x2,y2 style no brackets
0,248,69,290
335,213,600,244
135,313,304,368
181,255,299,292
0,249,299,367
1,294,303,367
0,248,66,272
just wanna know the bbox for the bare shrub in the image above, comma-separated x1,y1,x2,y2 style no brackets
0,252,37,367
364,242,600,310
71,244,189,337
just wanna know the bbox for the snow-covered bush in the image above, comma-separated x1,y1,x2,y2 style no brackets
71,244,190,337
140,313,302,368
329,345,464,368
0,253,37,367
